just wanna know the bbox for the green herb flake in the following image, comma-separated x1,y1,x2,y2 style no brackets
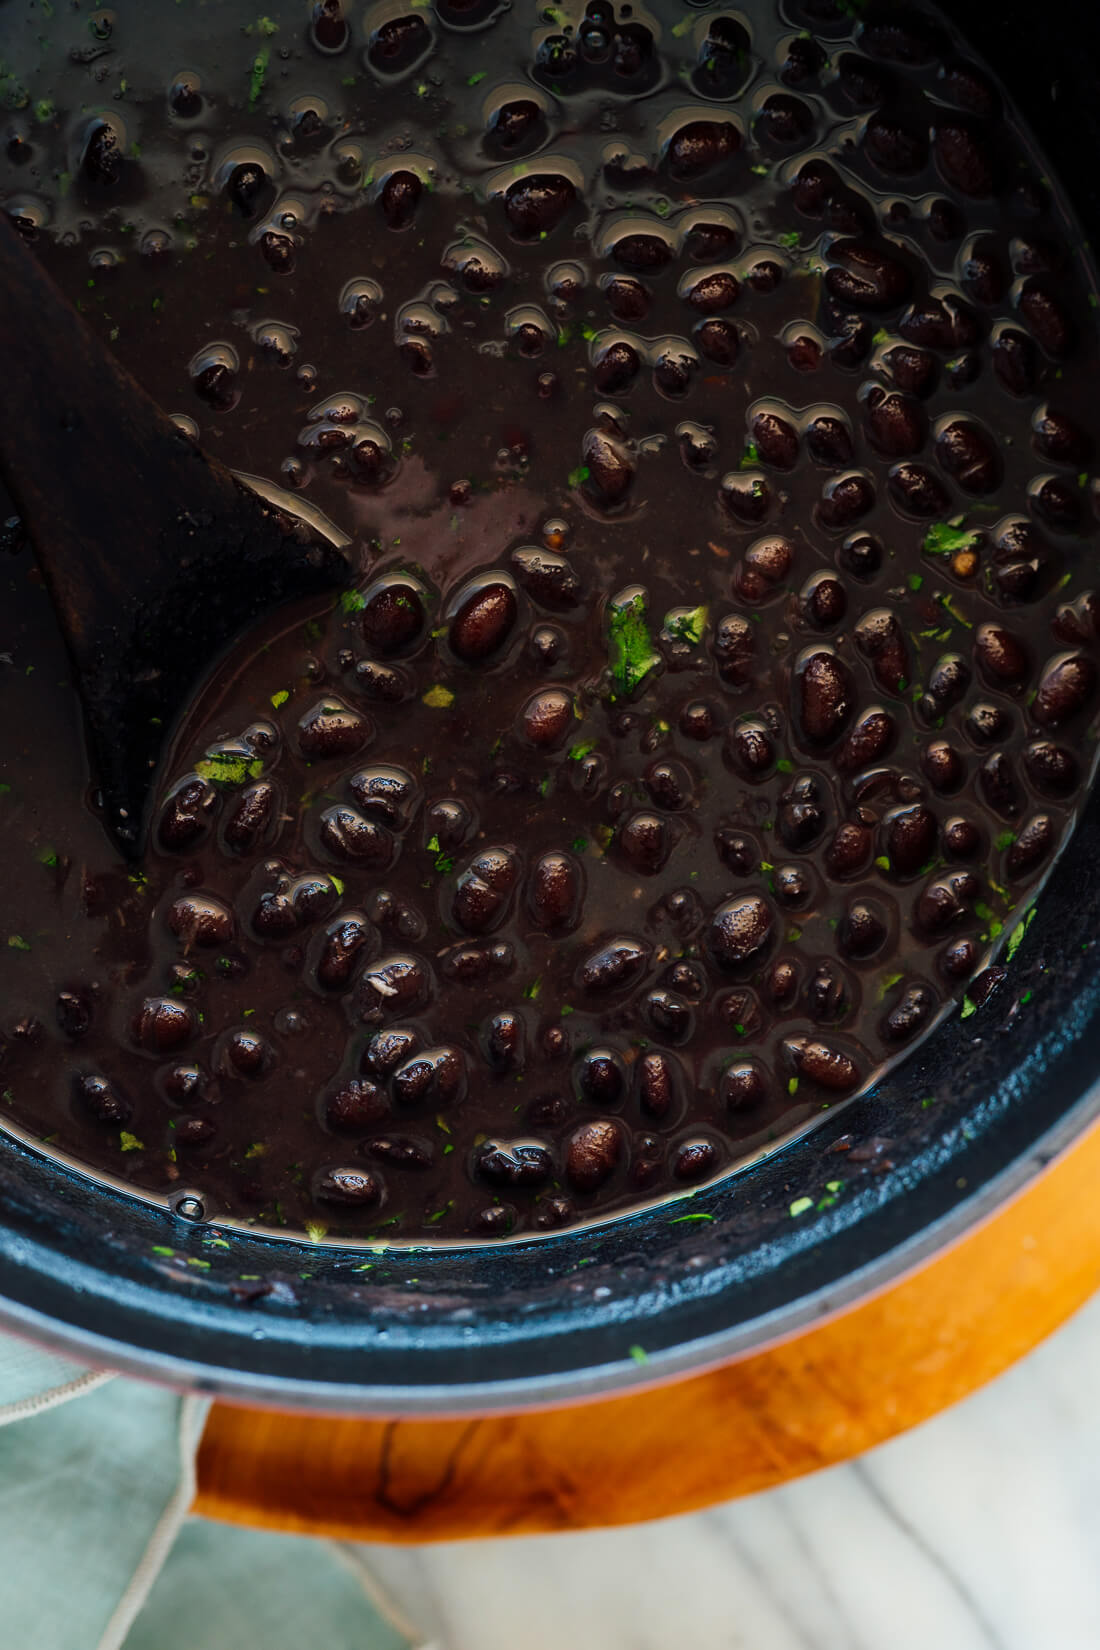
34,98,54,124
422,684,455,709
778,229,801,250
37,848,58,868
340,589,367,614
874,855,891,871
426,1201,454,1224
255,15,278,35
187,1256,211,1270
195,752,263,788
248,48,269,110
7,935,30,953
775,757,794,774
787,1077,799,1096
668,1211,715,1224
789,1196,814,1217
607,587,661,699
960,995,978,1020
907,572,924,592
568,740,595,761
523,976,542,1001
119,1131,144,1152
923,521,981,556
750,163,769,177
939,592,973,629
628,1344,649,1365
0,784,11,797
304,1221,328,1244
270,689,289,711
571,836,588,853
567,463,590,488
560,1004,575,1018
877,971,903,1001
467,71,486,85
739,441,760,471
663,604,708,647
330,875,345,896
151,1245,176,1258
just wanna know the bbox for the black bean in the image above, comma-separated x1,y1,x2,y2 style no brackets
368,1136,434,1171
478,1141,553,1188
223,781,277,853
619,811,672,874
794,647,855,747
684,271,739,315
449,579,518,662
634,1051,677,1119
836,708,896,773
380,169,421,230
936,420,1001,495
453,845,519,934
864,111,928,174
783,1036,861,1092
817,472,875,530
158,777,218,851
751,410,800,471
865,388,927,456
392,1045,466,1107
884,344,939,398
992,326,1037,395
132,996,195,1053
313,1166,382,1207
220,1027,272,1078
1018,281,1072,358
674,1139,721,1182
825,821,874,880
1007,814,1055,877
528,851,582,930
667,119,739,178
168,894,234,948
709,894,775,968
566,1120,623,1191
800,572,847,629
888,461,951,517
1024,740,1078,795
504,173,575,238
979,751,1023,817
322,1076,389,1133
604,275,650,320
56,990,92,1040
839,899,888,959
881,982,938,1042
578,1050,625,1107
922,739,965,793
974,624,1029,688
318,806,393,865
915,869,978,933
357,955,430,1022
826,240,912,310
1034,652,1096,726
855,608,910,694
362,1027,418,1078
884,803,938,876
934,122,994,197
74,1072,131,1125
348,765,419,827
582,426,635,503
579,937,649,993
593,338,640,394
721,1060,768,1111
728,718,775,777
360,579,426,655
314,915,372,991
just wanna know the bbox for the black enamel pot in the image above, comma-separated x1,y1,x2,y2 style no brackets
1,1,1098,1414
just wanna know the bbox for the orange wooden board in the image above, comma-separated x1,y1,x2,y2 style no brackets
194,1119,1100,1541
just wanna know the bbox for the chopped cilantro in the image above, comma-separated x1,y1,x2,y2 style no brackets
738,441,760,470
569,741,595,761
523,977,542,1000
960,995,978,1020
255,15,279,35
119,1131,144,1152
270,689,289,710
995,830,1016,851
248,48,269,110
151,1245,176,1258
567,463,590,489
938,592,973,629
628,1344,649,1364
467,71,486,85
874,855,890,871
750,163,769,177
877,971,903,1000
663,604,708,647
923,521,981,556
571,836,588,853
607,587,661,698
778,229,801,249
196,752,264,787
38,849,58,868
907,572,924,592
775,757,793,773
787,1077,799,1096
305,1221,328,1243
426,834,441,853
426,1201,454,1223
187,1256,211,1270
669,1211,715,1224
560,1004,575,1017
789,1196,814,1217
340,589,367,614
422,684,455,709
330,875,345,896
7,935,30,952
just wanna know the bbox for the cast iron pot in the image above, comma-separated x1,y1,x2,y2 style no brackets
1,1,1099,1414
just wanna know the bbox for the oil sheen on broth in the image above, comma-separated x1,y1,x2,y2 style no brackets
0,0,1097,1241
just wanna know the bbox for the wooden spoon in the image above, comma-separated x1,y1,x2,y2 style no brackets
0,210,349,859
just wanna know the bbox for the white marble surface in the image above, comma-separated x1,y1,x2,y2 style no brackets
353,1290,1100,1650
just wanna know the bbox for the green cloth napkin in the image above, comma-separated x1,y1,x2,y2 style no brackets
0,1331,428,1650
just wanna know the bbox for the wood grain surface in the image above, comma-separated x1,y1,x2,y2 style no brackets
193,1120,1100,1541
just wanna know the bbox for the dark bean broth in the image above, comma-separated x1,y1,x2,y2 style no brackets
1,0,1098,1242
